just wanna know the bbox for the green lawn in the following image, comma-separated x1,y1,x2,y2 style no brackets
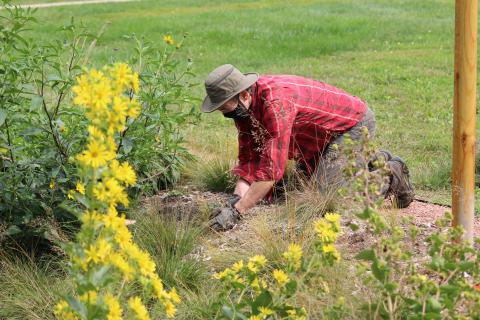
20,0,476,197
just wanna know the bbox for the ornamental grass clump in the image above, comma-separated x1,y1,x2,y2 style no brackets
54,64,180,320
214,213,342,320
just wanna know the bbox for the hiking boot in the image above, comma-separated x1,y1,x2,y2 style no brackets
370,150,415,208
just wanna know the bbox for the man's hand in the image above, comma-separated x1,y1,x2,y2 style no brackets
208,206,241,231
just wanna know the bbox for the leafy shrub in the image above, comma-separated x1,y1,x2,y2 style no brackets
118,34,199,193
343,127,480,319
0,1,198,250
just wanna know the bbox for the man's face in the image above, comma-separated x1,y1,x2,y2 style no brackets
217,91,251,115
217,97,239,114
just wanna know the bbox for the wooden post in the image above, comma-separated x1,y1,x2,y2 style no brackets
452,0,477,243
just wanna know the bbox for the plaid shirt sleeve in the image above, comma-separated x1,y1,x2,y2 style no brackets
233,99,296,183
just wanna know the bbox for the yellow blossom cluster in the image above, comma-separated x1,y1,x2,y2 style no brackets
282,243,303,271
314,213,342,262
54,63,180,320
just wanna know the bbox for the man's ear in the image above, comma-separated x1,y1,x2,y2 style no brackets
239,90,251,107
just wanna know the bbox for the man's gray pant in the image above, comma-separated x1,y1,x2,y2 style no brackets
315,107,376,192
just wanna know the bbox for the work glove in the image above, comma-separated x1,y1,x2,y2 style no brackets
208,206,241,231
208,194,242,231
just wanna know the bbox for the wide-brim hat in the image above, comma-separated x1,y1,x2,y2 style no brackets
201,64,259,113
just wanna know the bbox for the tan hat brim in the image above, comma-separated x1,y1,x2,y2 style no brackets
201,72,259,113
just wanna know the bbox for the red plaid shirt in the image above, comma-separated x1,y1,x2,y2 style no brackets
232,75,367,184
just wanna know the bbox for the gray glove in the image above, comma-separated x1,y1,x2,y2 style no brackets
208,206,241,231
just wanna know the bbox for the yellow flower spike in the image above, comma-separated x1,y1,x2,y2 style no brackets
272,269,289,287
128,296,150,320
63,64,179,320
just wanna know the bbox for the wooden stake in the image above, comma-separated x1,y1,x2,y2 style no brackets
452,0,477,242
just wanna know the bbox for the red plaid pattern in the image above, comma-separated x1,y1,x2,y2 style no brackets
232,75,367,184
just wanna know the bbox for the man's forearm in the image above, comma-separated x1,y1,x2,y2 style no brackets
234,180,275,215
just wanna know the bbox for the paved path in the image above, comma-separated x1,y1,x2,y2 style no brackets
10,0,136,9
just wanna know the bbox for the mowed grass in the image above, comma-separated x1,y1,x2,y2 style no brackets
20,0,468,196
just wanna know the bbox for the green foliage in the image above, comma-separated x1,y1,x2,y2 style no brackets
214,214,343,320
0,253,70,320
343,126,480,319
0,1,92,246
119,34,199,193
196,157,237,193
133,212,208,291
0,2,198,251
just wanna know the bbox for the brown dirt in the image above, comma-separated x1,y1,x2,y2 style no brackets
398,200,480,237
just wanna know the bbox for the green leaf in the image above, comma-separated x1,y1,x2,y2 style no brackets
30,95,43,112
372,260,388,283
0,109,6,127
355,249,376,261
66,297,87,318
285,279,298,298
91,265,111,287
122,137,133,154
47,74,63,82
5,225,21,236
251,290,273,313
222,306,248,320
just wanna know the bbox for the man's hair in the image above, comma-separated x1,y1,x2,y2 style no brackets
236,86,253,99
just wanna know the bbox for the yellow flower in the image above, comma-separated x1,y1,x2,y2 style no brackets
80,210,101,225
109,253,133,280
105,293,122,320
324,212,341,231
131,72,140,93
168,288,181,304
110,161,137,186
76,182,86,195
49,180,56,189
80,290,98,305
163,35,174,45
53,300,78,320
322,244,341,261
247,255,267,273
314,220,338,243
249,316,261,320
67,189,75,200
85,238,111,264
272,269,289,287
128,296,150,320
232,260,244,272
77,140,115,168
111,63,132,93
283,243,302,271
164,300,176,318
259,306,275,317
